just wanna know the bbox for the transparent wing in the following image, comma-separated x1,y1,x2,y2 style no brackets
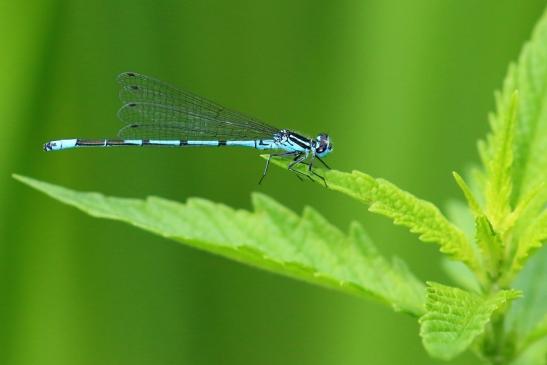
117,102,277,140
117,72,279,140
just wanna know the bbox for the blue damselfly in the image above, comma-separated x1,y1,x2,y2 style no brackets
44,72,333,184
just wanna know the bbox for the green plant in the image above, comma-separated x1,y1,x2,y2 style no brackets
15,8,547,365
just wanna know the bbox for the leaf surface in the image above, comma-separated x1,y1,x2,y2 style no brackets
477,8,547,232
507,245,547,364
509,210,547,278
15,174,426,315
268,159,479,271
419,282,521,360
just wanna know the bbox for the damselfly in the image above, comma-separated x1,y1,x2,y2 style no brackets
44,72,333,184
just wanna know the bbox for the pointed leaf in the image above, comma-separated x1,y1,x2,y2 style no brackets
476,6,547,284
419,282,521,360
475,215,503,279
482,8,547,211
521,314,547,352
479,92,518,226
507,245,547,363
14,174,426,315
453,171,483,218
267,159,479,271
508,210,547,282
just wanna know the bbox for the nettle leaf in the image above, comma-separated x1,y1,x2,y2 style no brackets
509,336,547,365
522,314,547,353
510,16,547,205
479,92,518,227
268,158,479,271
505,182,545,231
453,171,483,218
475,215,502,279
507,245,547,364
509,209,547,278
419,282,521,361
452,172,503,282
14,174,426,316
470,7,547,286
479,7,547,218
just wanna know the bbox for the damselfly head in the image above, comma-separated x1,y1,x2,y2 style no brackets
315,133,333,157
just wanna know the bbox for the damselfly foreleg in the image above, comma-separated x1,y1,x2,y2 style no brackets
259,151,299,184
297,154,328,187
288,153,316,182
316,156,331,170
309,168,327,187
303,164,327,187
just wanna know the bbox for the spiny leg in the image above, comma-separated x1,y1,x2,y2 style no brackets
308,153,316,172
299,154,328,188
291,153,323,182
259,151,299,184
303,163,328,187
311,169,328,188
291,153,305,182
288,153,316,182
316,156,331,170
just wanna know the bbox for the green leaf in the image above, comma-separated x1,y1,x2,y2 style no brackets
419,282,521,360
473,8,547,286
521,314,547,353
508,209,547,279
268,158,479,271
453,171,483,218
14,174,426,316
505,182,545,230
479,91,518,227
509,338,547,365
475,215,503,280
451,171,502,281
507,245,547,363
482,8,547,212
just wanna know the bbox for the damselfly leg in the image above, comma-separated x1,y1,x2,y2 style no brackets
259,151,299,184
288,153,317,183
288,152,327,187
301,159,328,187
316,156,331,170
261,151,328,186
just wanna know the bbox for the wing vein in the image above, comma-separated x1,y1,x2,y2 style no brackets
116,72,279,140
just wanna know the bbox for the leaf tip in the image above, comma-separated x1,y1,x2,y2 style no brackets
250,191,272,209
12,174,39,189
12,173,25,182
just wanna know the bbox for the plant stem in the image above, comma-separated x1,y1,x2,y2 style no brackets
480,284,517,365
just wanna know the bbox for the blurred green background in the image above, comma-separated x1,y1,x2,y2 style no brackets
1,1,545,364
